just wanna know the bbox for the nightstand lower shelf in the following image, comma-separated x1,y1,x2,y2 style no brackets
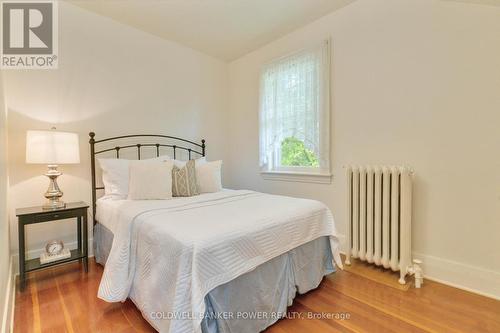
25,249,86,272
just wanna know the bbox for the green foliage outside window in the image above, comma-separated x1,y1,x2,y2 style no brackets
280,137,319,167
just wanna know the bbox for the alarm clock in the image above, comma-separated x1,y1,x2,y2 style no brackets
45,240,64,256
40,240,71,265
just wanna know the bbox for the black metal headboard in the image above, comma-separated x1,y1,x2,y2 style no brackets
89,132,205,225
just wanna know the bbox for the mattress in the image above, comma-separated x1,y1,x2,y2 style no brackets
95,190,342,333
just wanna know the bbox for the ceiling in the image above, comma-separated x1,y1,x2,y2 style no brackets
69,0,356,62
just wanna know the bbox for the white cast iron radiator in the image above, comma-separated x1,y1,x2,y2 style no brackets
345,165,414,284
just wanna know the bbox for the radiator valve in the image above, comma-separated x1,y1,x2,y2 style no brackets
412,259,424,288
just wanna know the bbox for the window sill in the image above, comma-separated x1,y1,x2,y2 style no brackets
260,170,332,184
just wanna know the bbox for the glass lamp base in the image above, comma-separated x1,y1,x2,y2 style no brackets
43,165,65,210
43,200,66,210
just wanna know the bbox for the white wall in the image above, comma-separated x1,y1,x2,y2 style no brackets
4,2,230,256
228,0,500,297
0,73,12,333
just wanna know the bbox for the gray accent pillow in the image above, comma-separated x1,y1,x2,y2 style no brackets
172,159,199,197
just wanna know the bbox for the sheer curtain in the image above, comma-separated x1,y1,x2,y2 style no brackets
259,40,330,173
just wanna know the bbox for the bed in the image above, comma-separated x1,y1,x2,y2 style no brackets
89,133,343,333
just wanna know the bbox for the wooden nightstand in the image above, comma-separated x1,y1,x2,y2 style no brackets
16,201,89,291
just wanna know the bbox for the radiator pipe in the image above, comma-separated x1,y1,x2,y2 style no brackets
406,259,424,288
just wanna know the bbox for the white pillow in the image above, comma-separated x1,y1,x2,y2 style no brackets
173,156,206,168
98,155,171,199
98,159,130,199
149,155,173,162
196,160,222,193
128,160,174,200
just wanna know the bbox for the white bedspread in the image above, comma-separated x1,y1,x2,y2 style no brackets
97,190,342,333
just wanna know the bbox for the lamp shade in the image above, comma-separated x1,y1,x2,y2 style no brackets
26,130,80,164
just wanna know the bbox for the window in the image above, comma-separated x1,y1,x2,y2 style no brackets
259,41,331,183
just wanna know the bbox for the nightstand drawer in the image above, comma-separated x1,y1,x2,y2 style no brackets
34,210,79,223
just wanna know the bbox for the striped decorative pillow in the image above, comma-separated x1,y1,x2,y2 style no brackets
172,159,199,197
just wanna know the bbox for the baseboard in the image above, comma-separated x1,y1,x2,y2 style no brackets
339,232,500,300
412,252,500,300
11,238,94,276
1,256,15,333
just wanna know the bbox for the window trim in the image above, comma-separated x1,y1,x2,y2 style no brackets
260,170,332,184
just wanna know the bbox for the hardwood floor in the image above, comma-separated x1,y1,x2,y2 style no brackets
14,259,500,333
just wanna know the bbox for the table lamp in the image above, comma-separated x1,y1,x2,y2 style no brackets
26,130,80,210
